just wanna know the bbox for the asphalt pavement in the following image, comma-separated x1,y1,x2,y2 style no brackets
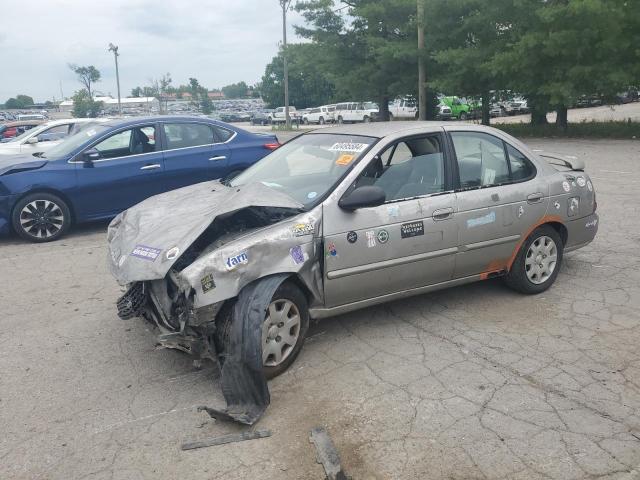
1,138,639,479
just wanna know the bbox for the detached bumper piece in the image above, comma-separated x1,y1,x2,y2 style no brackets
199,274,289,425
117,282,147,320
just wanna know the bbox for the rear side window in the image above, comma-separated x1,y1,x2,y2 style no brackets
163,123,214,150
213,126,234,142
451,132,509,188
506,144,535,181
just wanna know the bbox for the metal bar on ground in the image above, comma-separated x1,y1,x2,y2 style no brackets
181,429,272,451
309,426,348,480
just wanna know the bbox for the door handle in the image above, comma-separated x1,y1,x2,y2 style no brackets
527,192,544,204
209,155,227,161
433,207,454,221
140,164,161,170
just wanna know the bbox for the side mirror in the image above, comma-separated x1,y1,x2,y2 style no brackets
83,148,101,163
339,185,386,211
26,136,38,144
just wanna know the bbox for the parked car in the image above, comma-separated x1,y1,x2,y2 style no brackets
17,113,47,121
490,104,505,118
334,102,378,123
436,103,453,120
509,99,530,115
0,116,280,242
268,107,300,124
0,118,105,156
0,120,45,140
302,105,335,125
108,122,599,392
388,97,418,120
251,110,274,126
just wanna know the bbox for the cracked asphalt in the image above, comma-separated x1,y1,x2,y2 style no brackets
1,138,639,480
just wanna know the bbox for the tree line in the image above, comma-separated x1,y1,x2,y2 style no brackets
260,0,640,128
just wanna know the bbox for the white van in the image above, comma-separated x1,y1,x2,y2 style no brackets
334,102,378,123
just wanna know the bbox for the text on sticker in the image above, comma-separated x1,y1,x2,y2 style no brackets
225,252,249,270
130,245,162,261
329,142,368,153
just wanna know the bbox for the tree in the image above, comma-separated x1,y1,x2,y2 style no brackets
69,64,101,98
131,86,142,97
261,43,336,108
493,0,640,128
295,0,418,120
5,94,34,109
427,0,512,125
71,90,103,118
221,81,249,99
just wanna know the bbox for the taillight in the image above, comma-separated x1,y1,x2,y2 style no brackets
263,142,280,151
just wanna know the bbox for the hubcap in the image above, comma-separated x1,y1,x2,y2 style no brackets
19,200,64,239
261,299,301,367
525,235,558,285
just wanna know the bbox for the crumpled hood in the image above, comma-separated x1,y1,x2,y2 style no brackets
107,180,303,284
0,155,47,176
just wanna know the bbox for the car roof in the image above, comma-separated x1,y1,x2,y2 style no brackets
307,121,509,139
98,115,232,129
2,120,46,127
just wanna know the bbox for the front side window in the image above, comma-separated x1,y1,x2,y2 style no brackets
451,132,510,188
93,126,156,159
229,133,377,208
355,135,445,201
163,123,214,150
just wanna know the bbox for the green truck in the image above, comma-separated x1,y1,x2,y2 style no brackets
439,96,479,120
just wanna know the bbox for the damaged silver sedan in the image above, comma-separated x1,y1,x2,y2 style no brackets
107,122,599,423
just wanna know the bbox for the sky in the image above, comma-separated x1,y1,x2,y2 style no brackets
0,0,305,103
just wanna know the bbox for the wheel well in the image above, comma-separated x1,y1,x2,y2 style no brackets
546,221,568,246
13,189,76,225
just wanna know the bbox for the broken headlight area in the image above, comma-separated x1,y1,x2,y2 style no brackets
116,275,224,364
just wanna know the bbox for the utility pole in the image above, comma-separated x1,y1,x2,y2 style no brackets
108,43,122,116
417,0,427,121
280,0,292,129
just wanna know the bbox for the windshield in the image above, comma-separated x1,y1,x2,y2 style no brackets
229,133,378,208
9,123,50,143
41,124,110,159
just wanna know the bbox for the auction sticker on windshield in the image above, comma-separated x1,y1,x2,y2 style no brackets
336,154,354,166
329,142,369,153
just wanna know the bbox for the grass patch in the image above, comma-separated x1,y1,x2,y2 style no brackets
270,122,301,132
494,120,640,139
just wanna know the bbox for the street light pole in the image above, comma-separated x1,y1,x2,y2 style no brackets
417,0,427,121
280,0,292,129
108,43,122,116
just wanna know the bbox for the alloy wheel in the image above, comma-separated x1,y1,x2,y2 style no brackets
19,199,65,240
525,235,558,285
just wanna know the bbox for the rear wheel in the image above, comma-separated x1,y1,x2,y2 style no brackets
319,117,325,125
504,225,563,294
459,112,468,121
363,115,371,123
216,281,309,379
337,116,344,124
12,192,71,242
389,113,394,121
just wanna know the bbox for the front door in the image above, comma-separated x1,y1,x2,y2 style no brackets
323,133,458,307
449,130,548,278
160,122,230,191
73,124,165,220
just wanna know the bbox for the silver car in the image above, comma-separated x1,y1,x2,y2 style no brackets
108,122,598,384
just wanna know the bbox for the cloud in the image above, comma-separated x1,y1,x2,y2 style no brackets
0,0,304,102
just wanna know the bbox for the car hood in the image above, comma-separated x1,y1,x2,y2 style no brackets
107,180,304,284
0,155,48,176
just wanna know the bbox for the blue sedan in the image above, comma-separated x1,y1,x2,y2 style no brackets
0,116,280,242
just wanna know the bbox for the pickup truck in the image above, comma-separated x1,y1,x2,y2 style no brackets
439,96,479,120
388,97,418,120
267,106,300,124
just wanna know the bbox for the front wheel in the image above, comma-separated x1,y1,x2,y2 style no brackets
12,192,71,242
504,225,563,294
459,112,468,121
319,117,325,125
216,281,309,379
363,115,371,123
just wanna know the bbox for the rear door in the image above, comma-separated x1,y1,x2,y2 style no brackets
323,132,458,307
73,123,165,219
449,130,547,278
160,122,230,191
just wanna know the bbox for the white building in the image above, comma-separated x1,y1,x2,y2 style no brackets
59,96,159,114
